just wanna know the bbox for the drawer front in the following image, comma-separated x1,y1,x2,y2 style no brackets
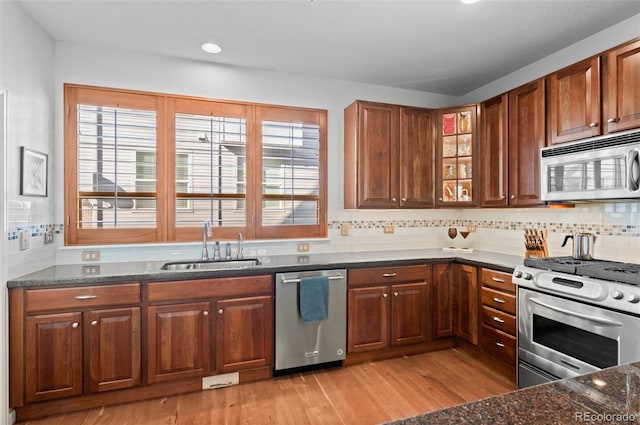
26,283,140,312
480,269,515,294
348,265,429,287
481,325,516,365
481,305,516,335
481,287,516,315
148,275,272,303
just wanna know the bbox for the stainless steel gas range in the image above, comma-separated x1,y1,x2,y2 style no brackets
512,257,640,388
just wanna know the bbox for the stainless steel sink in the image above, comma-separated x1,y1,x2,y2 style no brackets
160,258,261,271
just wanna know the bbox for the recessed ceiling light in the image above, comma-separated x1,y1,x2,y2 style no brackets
461,0,480,3
202,43,222,54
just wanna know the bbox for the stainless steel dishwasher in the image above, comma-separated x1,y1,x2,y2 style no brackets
274,269,347,372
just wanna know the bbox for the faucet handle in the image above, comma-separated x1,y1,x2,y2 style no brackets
225,242,232,260
213,241,221,261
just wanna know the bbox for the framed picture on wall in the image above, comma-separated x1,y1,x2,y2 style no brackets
20,147,48,197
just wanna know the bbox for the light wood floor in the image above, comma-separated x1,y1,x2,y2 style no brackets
18,347,517,425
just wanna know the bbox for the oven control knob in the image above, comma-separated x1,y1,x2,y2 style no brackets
514,270,523,278
627,294,640,304
523,272,533,280
611,290,624,300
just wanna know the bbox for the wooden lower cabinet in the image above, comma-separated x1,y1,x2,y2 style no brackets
87,307,141,392
147,302,211,383
215,296,273,373
25,312,83,403
348,286,389,352
432,263,456,339
456,264,478,345
479,268,517,366
347,265,430,356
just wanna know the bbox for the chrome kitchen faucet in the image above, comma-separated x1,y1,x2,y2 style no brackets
201,221,213,261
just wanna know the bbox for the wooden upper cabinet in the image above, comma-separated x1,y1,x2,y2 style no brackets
604,39,640,134
547,57,601,145
508,79,546,207
436,105,478,207
480,94,509,207
345,101,398,208
399,107,435,208
344,101,434,209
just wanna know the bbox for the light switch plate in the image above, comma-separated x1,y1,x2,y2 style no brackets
82,250,101,261
383,225,394,234
341,223,350,236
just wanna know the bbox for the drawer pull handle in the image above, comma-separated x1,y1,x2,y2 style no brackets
393,292,399,297
491,277,505,283
72,322,79,329
91,320,98,326
383,293,388,298
492,316,505,323
74,295,97,300
382,273,397,278
495,342,505,348
492,297,506,304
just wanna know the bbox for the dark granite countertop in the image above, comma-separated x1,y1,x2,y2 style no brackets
8,249,523,288
387,361,640,425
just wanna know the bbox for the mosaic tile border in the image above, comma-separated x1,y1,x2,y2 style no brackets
7,224,63,241
7,220,639,241
328,220,640,237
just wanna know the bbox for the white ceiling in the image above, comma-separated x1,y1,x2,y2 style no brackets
17,0,640,96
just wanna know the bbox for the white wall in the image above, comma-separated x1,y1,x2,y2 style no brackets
1,2,56,423
459,13,640,103
2,1,56,279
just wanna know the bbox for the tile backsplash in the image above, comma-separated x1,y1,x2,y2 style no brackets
8,202,640,266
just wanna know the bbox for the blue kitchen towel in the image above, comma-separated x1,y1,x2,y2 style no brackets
299,275,329,322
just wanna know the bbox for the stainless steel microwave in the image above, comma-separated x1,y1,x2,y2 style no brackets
541,130,640,202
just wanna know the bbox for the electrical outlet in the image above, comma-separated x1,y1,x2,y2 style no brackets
82,250,101,261
82,265,101,275
44,231,54,244
383,225,395,234
340,223,350,236
297,255,310,264
297,242,310,252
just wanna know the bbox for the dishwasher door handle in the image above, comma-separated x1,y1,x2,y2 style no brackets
281,274,344,284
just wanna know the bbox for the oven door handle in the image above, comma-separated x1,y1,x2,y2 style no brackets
529,298,623,326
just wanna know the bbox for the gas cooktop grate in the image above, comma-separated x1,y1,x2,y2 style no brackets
524,257,640,286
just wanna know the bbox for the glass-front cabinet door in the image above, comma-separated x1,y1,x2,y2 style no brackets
437,105,478,207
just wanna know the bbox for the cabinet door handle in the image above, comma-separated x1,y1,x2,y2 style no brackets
393,292,399,297
499,195,506,200
607,117,618,124
72,322,79,329
203,310,209,316
510,195,516,200
74,295,97,300
382,273,397,278
495,342,505,348
391,198,397,202
401,197,407,202
492,317,505,323
382,293,388,298
91,320,98,326
589,122,598,128
439,197,443,202
492,297,506,304
218,309,224,315
491,277,505,283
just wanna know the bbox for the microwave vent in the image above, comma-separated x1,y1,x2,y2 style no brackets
541,130,640,158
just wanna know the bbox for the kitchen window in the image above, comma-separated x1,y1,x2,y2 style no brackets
65,85,327,245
